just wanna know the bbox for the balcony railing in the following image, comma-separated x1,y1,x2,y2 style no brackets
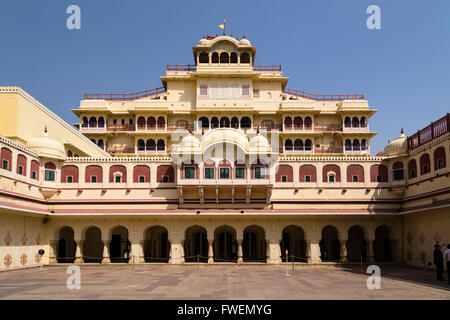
107,124,136,132
166,64,196,72
107,147,135,154
314,147,344,154
408,113,449,150
284,88,364,101
84,87,166,101
314,124,343,132
253,65,282,72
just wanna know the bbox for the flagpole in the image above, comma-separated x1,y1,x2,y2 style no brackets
223,20,226,36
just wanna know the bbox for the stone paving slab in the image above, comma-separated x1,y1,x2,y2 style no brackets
0,265,448,300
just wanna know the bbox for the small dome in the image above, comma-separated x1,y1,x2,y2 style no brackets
381,130,407,157
239,38,251,46
27,130,66,160
198,38,209,45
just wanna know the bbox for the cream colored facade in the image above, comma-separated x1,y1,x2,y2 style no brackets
0,35,448,271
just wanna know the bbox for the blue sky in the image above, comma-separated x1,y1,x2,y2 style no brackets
0,0,449,154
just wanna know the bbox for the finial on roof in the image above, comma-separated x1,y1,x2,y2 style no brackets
236,35,239,40
44,126,47,133
230,32,233,37
203,34,206,39
401,127,404,134
216,32,218,37
243,33,246,39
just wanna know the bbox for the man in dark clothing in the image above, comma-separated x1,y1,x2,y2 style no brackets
433,244,444,281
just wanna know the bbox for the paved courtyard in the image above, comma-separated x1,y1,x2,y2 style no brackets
0,264,448,300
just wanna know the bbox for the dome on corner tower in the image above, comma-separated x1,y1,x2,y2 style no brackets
198,38,209,45
239,38,251,46
27,128,66,160
381,129,407,157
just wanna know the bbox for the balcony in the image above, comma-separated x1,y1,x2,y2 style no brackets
84,87,166,101
314,147,344,154
166,64,196,72
408,113,449,150
178,177,270,186
344,149,369,155
314,124,343,132
253,65,282,72
107,147,135,155
107,124,136,132
284,88,364,101
136,150,166,155
80,126,106,133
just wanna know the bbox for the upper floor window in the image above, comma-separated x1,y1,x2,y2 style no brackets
204,167,214,179
139,176,145,183
241,85,250,97
18,166,24,175
305,175,311,182
253,89,260,98
32,171,37,180
184,166,195,179
2,160,8,170
199,85,208,97
115,175,122,183
254,166,265,179
45,170,55,181
328,174,335,183
162,175,169,183
220,168,230,179
235,167,245,179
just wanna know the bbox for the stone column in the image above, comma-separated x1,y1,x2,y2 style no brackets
49,240,58,264
366,239,375,263
208,239,214,264
129,240,142,264
139,240,146,263
237,239,243,264
102,240,111,264
266,240,271,264
267,240,282,264
169,241,183,264
74,240,84,264
305,240,312,263
308,238,322,264
340,240,348,262
180,240,185,264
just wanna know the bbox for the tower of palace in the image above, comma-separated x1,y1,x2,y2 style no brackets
0,35,448,269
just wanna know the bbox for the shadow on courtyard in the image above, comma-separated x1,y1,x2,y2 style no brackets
331,263,450,291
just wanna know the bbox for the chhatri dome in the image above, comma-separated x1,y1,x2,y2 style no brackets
380,128,407,157
27,127,66,160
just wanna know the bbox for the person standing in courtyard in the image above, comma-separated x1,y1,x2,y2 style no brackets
433,244,444,281
445,244,450,285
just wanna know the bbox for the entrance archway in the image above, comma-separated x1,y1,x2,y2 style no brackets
184,225,208,263
347,225,366,261
57,226,75,263
109,226,130,263
374,225,392,262
320,225,340,261
280,225,306,262
243,225,266,262
83,226,103,263
213,225,237,262
144,226,170,263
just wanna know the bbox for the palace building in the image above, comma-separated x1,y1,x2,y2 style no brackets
0,35,448,270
